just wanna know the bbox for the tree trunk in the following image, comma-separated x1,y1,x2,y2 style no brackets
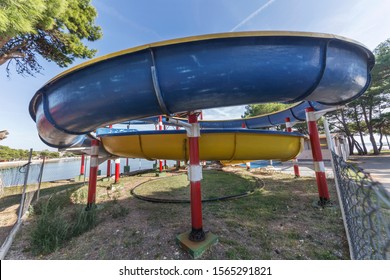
340,110,356,155
346,135,354,155
353,106,367,154
352,137,364,155
361,102,380,154
378,127,384,152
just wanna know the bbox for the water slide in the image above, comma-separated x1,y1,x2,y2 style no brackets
97,128,303,161
29,31,374,161
123,101,326,129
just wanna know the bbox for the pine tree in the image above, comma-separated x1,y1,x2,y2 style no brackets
0,0,102,76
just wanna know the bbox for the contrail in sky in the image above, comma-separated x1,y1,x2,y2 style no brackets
230,0,276,32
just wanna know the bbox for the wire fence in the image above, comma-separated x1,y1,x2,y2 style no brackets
0,155,45,259
332,151,390,259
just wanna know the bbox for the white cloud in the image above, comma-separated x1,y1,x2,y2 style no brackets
203,105,247,120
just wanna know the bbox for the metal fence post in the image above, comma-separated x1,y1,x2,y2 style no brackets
323,116,354,259
17,149,33,222
36,156,45,202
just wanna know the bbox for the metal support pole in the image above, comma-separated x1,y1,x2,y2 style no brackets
106,124,112,177
114,158,120,184
175,125,181,169
164,124,167,169
84,156,88,186
86,139,99,210
106,160,111,177
305,107,330,205
285,117,300,177
80,154,85,176
187,112,205,242
159,115,163,173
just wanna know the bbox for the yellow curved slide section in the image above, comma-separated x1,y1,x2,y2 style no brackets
100,131,303,162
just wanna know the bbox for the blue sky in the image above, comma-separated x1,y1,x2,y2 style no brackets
1,0,389,150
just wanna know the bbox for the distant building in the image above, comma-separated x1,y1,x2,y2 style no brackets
297,134,348,161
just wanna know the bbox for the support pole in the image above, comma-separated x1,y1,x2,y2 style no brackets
305,107,330,205
106,160,111,177
80,154,85,176
159,115,163,173
188,112,205,242
86,139,99,210
106,125,112,178
285,117,300,178
176,125,181,169
164,124,167,169
114,158,120,184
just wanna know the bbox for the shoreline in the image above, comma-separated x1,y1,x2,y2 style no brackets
0,157,80,169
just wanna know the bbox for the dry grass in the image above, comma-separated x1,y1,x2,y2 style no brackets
3,168,349,260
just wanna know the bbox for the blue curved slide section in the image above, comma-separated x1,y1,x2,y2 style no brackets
29,32,374,148
124,101,327,129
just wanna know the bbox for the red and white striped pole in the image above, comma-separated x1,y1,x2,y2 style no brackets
187,112,205,241
86,139,99,210
285,117,300,178
114,158,120,184
106,124,112,177
305,107,330,205
164,124,167,169
80,154,85,176
176,125,181,169
159,115,163,173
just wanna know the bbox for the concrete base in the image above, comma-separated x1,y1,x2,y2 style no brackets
176,231,218,259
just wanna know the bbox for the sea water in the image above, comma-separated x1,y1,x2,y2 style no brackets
0,158,164,187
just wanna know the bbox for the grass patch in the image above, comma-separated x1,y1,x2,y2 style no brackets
7,169,349,260
30,195,98,255
132,170,259,201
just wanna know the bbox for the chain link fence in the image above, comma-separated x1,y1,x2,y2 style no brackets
332,151,390,259
0,155,45,259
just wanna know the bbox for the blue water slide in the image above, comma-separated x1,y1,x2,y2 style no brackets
29,31,374,148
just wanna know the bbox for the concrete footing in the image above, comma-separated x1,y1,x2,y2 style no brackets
176,231,218,259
